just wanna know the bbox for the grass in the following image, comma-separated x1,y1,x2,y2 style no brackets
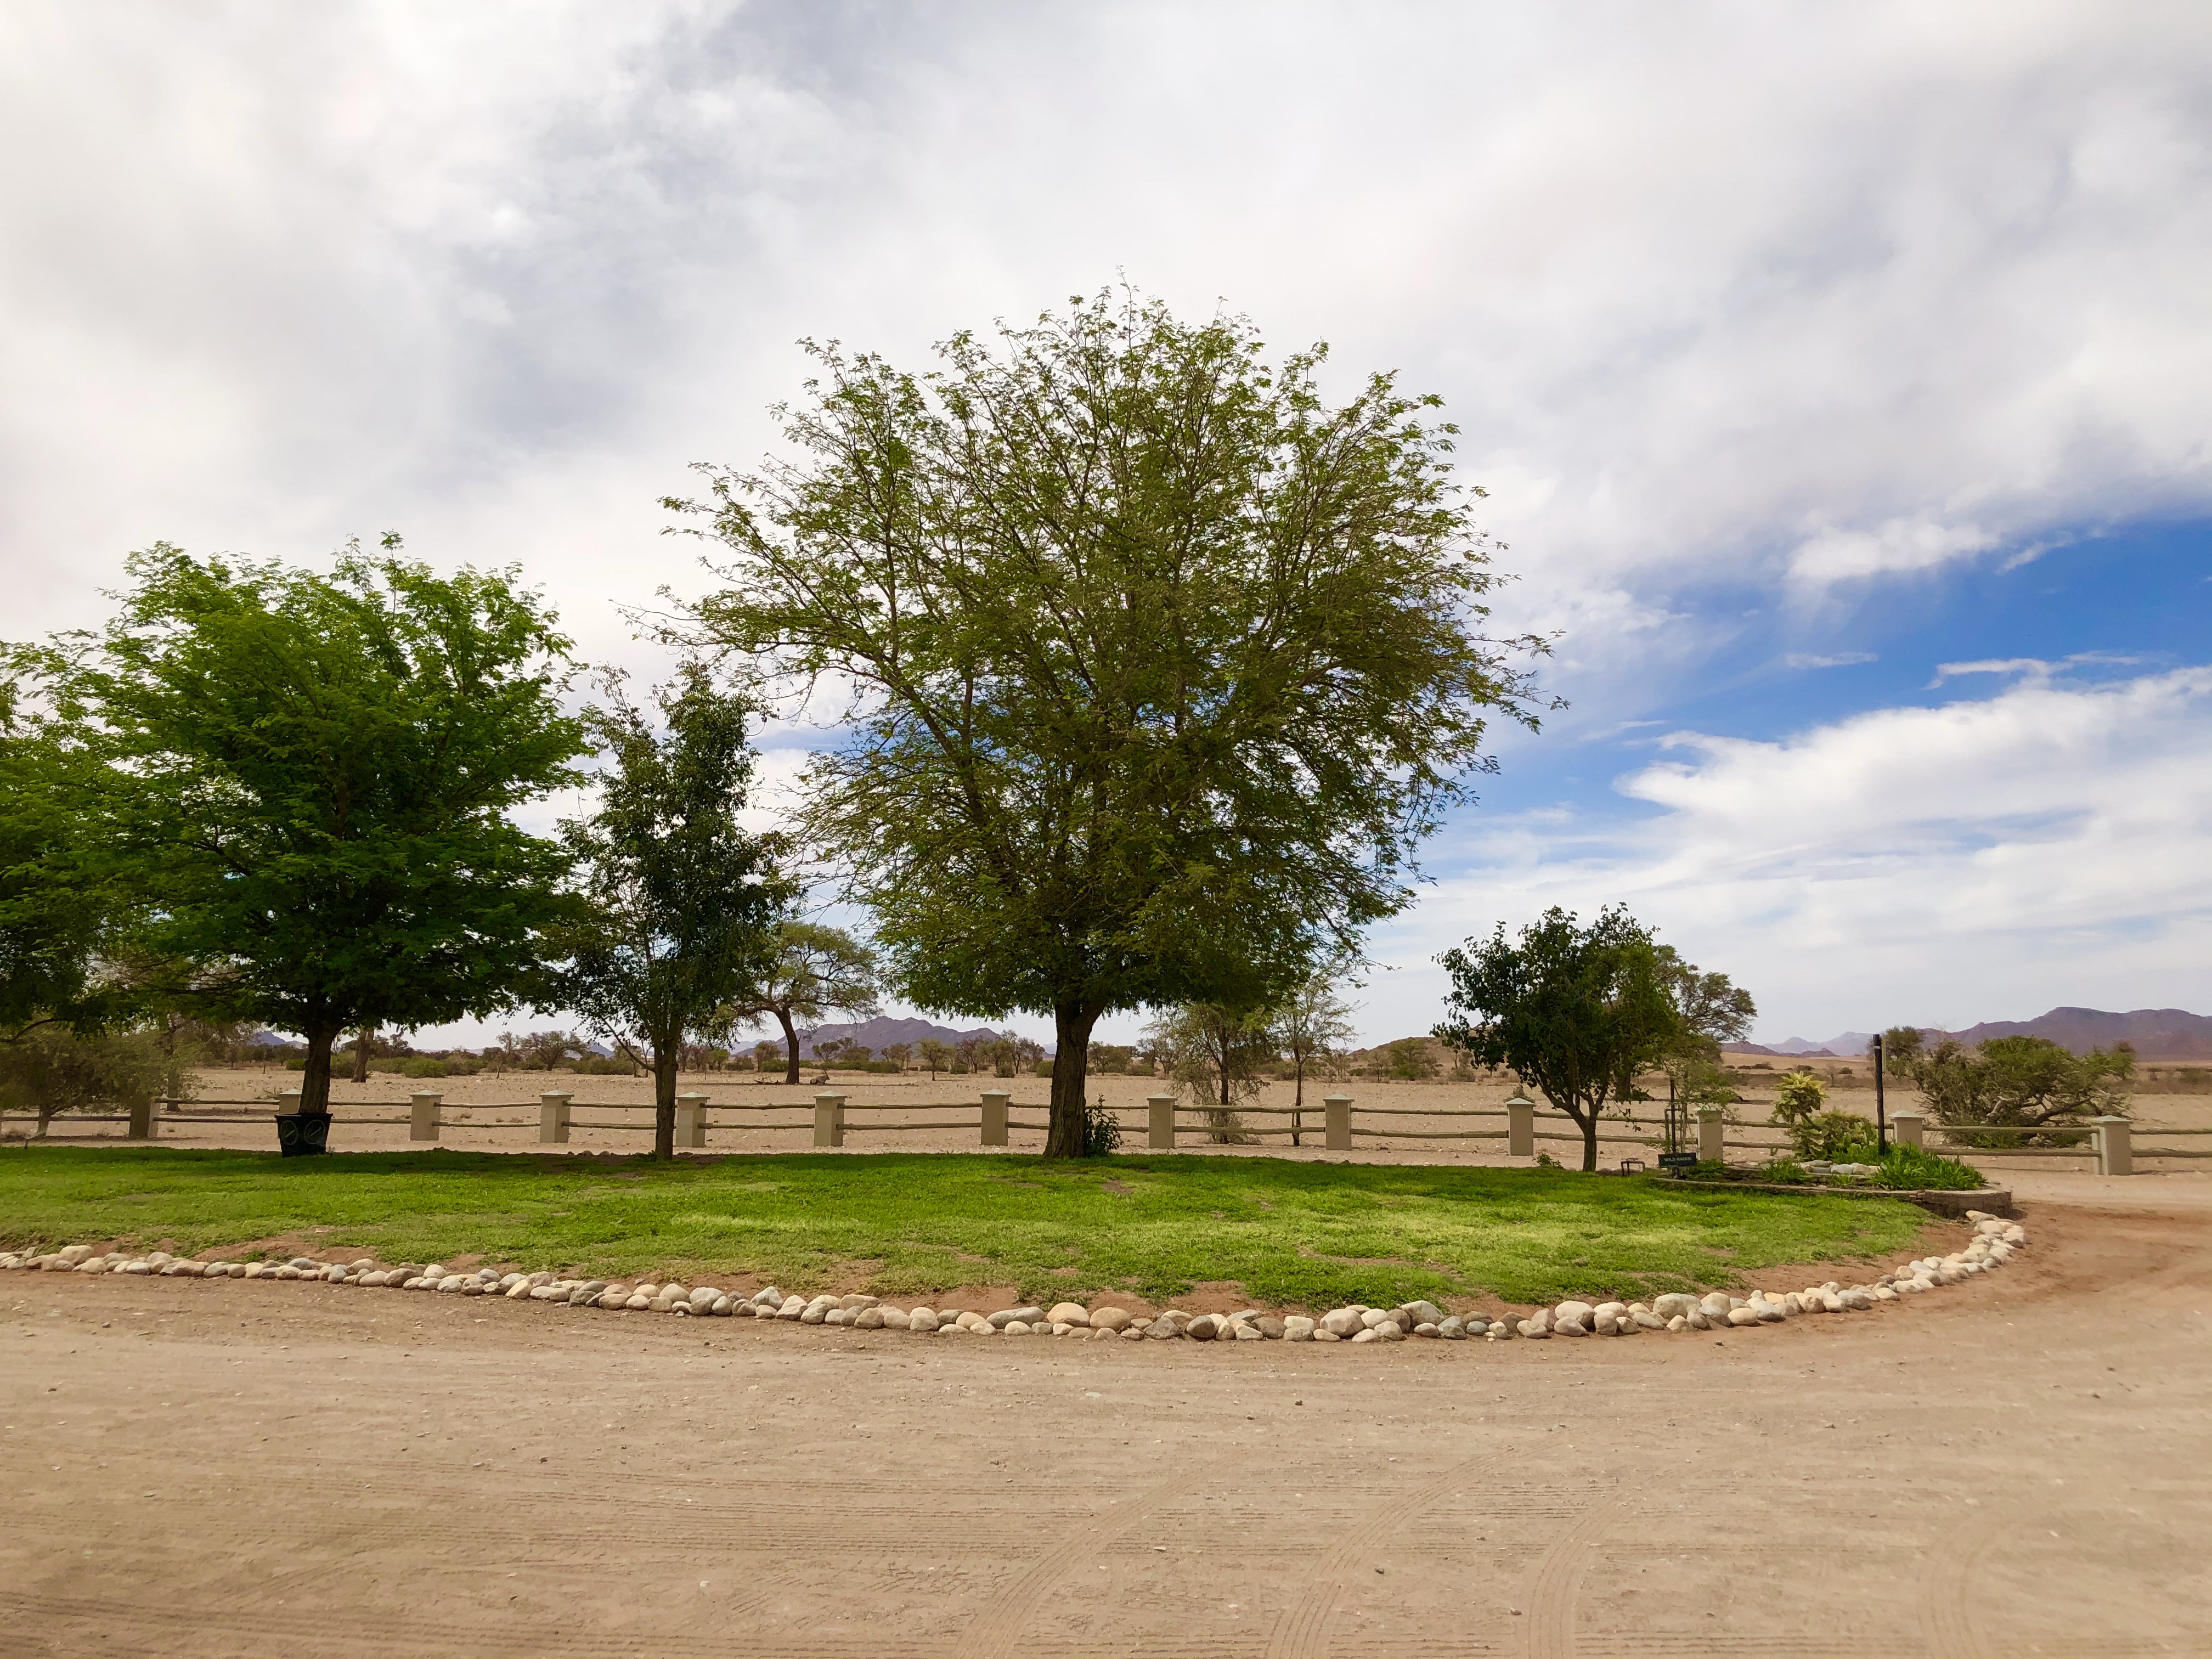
0,1147,1935,1310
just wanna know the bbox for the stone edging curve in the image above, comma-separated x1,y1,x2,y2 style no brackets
0,1209,2027,1345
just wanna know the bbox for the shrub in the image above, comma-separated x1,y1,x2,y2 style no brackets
1910,1035,2126,1147
399,1057,449,1079
1788,1109,1872,1162
573,1055,637,1075
0,1024,195,1134
1081,1098,1123,1157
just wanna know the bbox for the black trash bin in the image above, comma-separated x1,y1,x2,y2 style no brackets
275,1111,332,1156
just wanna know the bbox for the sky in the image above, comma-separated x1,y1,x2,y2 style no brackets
4,1,2209,1051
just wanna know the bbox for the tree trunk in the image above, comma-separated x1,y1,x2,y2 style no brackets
1291,1057,1306,1146
1579,1109,1598,1172
1044,1003,1101,1158
351,1024,375,1084
777,1007,802,1085
652,1042,678,1160
300,1018,342,1116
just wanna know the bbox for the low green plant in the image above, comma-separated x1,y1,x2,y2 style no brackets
398,1057,449,1079
1081,1098,1124,1158
1770,1069,1827,1126
1788,1109,1872,1162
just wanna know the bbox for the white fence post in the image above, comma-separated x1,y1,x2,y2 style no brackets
1147,1092,1176,1150
1324,1093,1353,1152
979,1090,1010,1147
2094,1115,2132,1177
675,1091,707,1149
410,1092,442,1142
1696,1105,1726,1163
814,1091,846,1148
279,1089,303,1116
538,1092,572,1143
1889,1110,1925,1151
1506,1092,1536,1158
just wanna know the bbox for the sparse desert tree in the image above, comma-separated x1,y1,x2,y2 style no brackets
1271,968,1358,1144
918,1038,950,1079
728,922,881,1085
1146,1002,1276,1141
883,1042,911,1073
1908,1035,2131,1147
0,1022,195,1136
663,290,1547,1155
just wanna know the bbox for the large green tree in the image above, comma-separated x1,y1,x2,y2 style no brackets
15,542,586,1114
1434,905,1680,1171
664,290,1548,1155
556,667,788,1159
0,678,128,1041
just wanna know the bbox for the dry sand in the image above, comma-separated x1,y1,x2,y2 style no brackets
3,1166,2210,1656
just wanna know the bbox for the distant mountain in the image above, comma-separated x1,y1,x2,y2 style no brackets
787,1015,1024,1058
1942,1007,2212,1058
1735,1009,2212,1060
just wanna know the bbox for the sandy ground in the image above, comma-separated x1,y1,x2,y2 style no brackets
16,1067,2212,1177
3,1167,2210,1657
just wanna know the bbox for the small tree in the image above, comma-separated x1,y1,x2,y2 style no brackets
1270,969,1356,1145
1435,905,1679,1171
1908,1035,2130,1147
14,543,585,1113
729,922,881,1085
1146,1002,1275,1142
556,667,787,1160
0,1023,195,1136
883,1041,911,1073
754,1039,785,1074
1881,1025,1925,1078
1386,1038,1439,1081
918,1038,950,1079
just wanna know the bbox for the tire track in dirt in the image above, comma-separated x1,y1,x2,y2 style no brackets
1261,1455,1491,1659
1918,1508,2003,1659
957,1455,1243,1659
1518,1498,1624,1659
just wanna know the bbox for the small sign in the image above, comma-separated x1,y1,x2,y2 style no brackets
1658,1152,1699,1170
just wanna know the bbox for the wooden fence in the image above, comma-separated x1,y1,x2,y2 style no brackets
8,1087,2210,1176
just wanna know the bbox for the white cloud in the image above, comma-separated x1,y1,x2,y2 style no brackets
5,3,2210,1051
1785,652,1878,670
1368,667,2212,1042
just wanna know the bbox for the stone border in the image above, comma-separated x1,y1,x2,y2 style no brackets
0,1211,2027,1345
1666,1178,2013,1220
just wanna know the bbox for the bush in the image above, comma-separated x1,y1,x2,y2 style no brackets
0,1024,195,1133
1081,1098,1124,1157
399,1057,449,1079
1788,1109,1872,1162
574,1056,637,1076
1911,1035,2126,1147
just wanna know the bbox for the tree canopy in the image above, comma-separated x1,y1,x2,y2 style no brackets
664,289,1548,1155
556,666,788,1158
727,920,881,1085
1434,905,1681,1171
13,542,585,1111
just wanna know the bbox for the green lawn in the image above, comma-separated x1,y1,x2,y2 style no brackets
0,1147,1932,1310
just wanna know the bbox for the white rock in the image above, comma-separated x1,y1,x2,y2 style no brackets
907,1310,939,1332
1284,1316,1316,1341
1727,1307,1761,1327
1555,1300,1595,1327
1666,1315,1688,1331
1321,1308,1364,1337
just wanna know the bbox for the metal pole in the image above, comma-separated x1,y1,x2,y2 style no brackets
1873,1033,1888,1153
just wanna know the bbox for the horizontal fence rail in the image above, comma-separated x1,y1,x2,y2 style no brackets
4,1091,2202,1177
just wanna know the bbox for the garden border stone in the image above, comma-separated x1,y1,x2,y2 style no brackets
1665,1178,2012,1219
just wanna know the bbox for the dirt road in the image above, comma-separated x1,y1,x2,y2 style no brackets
4,1172,2209,1657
